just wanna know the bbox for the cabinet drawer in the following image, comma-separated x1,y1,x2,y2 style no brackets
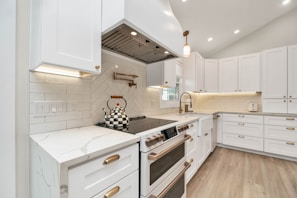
185,150,197,184
186,135,196,154
223,114,263,124
93,170,139,198
264,139,297,158
68,144,139,198
223,121,263,138
223,133,263,151
264,125,297,142
264,116,297,127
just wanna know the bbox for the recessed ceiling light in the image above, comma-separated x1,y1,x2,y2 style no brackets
182,0,188,2
130,31,137,36
282,0,290,5
234,29,240,34
164,51,169,54
208,37,213,42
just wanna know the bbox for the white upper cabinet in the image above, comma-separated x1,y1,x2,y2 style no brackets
238,53,261,92
204,59,219,93
262,47,287,99
30,0,102,75
147,59,178,88
219,57,238,92
288,45,297,99
183,52,204,92
262,45,297,113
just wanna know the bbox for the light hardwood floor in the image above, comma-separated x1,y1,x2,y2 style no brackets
187,147,297,198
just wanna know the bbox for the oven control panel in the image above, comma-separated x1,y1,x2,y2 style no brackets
145,134,165,147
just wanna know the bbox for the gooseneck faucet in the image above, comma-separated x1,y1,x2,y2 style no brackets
179,92,193,114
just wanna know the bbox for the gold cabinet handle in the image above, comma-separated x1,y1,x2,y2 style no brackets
95,65,101,70
286,117,295,121
204,133,208,136
189,137,194,142
104,186,120,198
286,141,295,146
103,154,120,165
238,135,245,138
164,81,168,84
190,124,194,128
286,127,295,130
238,122,245,126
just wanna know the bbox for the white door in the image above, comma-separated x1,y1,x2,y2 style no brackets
288,45,297,99
219,57,238,93
262,99,288,113
163,59,177,87
196,136,205,170
204,59,218,93
183,53,197,91
31,0,101,73
262,47,287,99
238,53,261,92
216,114,223,144
203,129,212,157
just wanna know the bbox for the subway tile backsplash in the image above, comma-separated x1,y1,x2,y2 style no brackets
29,52,177,134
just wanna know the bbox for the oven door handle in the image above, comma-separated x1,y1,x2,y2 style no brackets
147,134,191,161
149,161,191,198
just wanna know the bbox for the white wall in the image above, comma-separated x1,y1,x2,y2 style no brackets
0,0,16,197
211,7,297,58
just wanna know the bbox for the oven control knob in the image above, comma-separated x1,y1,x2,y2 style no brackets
145,138,153,147
157,134,165,142
151,136,159,145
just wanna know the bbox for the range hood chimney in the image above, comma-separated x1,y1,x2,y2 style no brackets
102,0,184,63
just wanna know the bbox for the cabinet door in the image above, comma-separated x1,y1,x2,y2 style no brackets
30,0,101,73
238,53,261,92
288,45,297,99
196,136,205,170
204,59,218,93
183,53,197,91
219,57,238,92
196,57,205,92
288,99,297,114
203,130,212,158
164,59,177,87
216,114,223,144
262,99,287,113
262,47,287,99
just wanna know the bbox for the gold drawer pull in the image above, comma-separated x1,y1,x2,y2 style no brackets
103,154,120,165
286,117,295,121
189,137,194,142
204,133,208,136
104,186,120,198
95,65,101,70
286,127,295,130
238,135,245,138
286,141,295,146
238,123,245,126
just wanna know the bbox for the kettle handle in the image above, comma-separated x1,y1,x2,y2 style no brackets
107,96,127,112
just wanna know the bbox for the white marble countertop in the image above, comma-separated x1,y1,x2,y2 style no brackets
30,126,140,167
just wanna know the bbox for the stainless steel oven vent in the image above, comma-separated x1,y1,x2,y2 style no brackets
102,24,177,64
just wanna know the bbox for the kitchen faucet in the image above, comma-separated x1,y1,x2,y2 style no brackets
179,92,193,114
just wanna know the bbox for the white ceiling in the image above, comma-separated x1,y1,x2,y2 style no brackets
169,0,297,57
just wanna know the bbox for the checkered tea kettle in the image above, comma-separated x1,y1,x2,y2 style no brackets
103,96,129,127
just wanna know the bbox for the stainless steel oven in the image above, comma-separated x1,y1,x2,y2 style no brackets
140,126,191,197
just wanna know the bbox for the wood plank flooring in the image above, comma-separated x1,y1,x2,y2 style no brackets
187,147,297,198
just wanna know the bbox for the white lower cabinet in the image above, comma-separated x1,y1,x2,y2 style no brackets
223,133,264,151
264,115,297,158
92,171,139,198
68,144,139,198
185,121,197,184
222,114,264,151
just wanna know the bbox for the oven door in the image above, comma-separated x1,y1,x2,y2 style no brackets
141,161,191,198
140,134,191,197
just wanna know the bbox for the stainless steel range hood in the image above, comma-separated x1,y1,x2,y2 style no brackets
101,0,183,64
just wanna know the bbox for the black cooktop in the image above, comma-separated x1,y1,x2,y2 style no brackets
96,116,177,134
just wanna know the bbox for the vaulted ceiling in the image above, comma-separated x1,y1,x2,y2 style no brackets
169,0,297,57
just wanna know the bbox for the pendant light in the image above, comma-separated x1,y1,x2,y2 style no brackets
183,30,191,57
